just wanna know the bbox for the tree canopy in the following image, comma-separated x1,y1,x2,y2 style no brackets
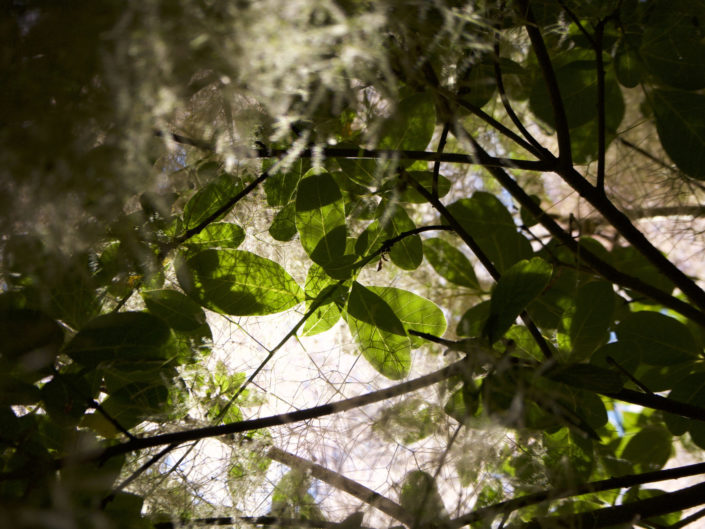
5,0,705,528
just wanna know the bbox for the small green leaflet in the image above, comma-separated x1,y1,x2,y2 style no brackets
344,282,411,380
295,169,354,277
620,425,672,472
400,471,448,525
176,249,303,316
367,286,446,348
565,281,615,361
484,257,553,344
423,238,478,289
377,201,423,270
269,202,298,242
301,263,349,336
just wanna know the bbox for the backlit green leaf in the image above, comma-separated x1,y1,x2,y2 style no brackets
378,93,436,152
187,222,245,249
378,202,423,270
176,249,303,316
621,425,672,471
367,286,446,347
269,202,298,242
183,173,241,230
423,238,478,289
567,281,615,360
301,263,349,336
485,258,553,344
344,282,411,379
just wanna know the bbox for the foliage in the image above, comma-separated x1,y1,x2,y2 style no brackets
4,1,705,529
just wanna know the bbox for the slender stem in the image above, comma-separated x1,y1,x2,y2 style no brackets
93,360,464,462
518,0,572,167
446,461,705,528
268,447,414,526
506,481,705,529
154,515,374,529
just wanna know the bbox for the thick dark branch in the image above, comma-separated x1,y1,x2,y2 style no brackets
268,447,414,526
507,481,705,529
93,360,463,463
518,0,572,166
447,461,705,528
433,123,451,198
154,515,373,529
451,126,705,326
603,388,705,422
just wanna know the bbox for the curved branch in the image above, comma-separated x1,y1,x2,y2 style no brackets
268,447,414,526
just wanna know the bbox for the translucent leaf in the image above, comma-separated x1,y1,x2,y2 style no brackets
485,257,553,344
456,300,491,337
142,289,207,332
367,286,446,347
187,222,245,249
665,373,705,438
396,171,451,203
344,282,411,379
263,158,307,206
64,312,174,368
544,364,623,394
182,173,241,230
446,193,532,273
614,40,643,88
378,202,423,270
176,249,303,316
301,263,349,336
616,311,698,365
374,398,442,444
295,170,350,274
566,281,615,360
423,238,478,289
269,203,298,242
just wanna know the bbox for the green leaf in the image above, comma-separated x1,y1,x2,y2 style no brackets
529,59,624,130
396,171,451,203
620,425,672,471
566,281,615,360
182,172,241,230
458,56,497,108
446,193,532,273
64,312,174,368
456,300,491,337
367,286,446,347
0,376,41,405
142,289,207,332
187,222,245,249
423,238,478,289
344,282,411,379
263,158,307,206
614,40,643,88
484,258,553,344
544,364,623,393
301,263,349,336
640,0,705,90
378,202,423,270
665,373,705,439
652,89,705,180
616,311,698,365
269,202,298,242
400,471,448,525
176,249,303,316
295,169,350,273
610,244,674,298
378,93,436,151
41,373,92,426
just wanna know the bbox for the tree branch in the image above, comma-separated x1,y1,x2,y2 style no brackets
91,360,465,463
446,461,705,528
506,481,705,529
268,447,414,526
154,515,374,529
517,0,573,167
